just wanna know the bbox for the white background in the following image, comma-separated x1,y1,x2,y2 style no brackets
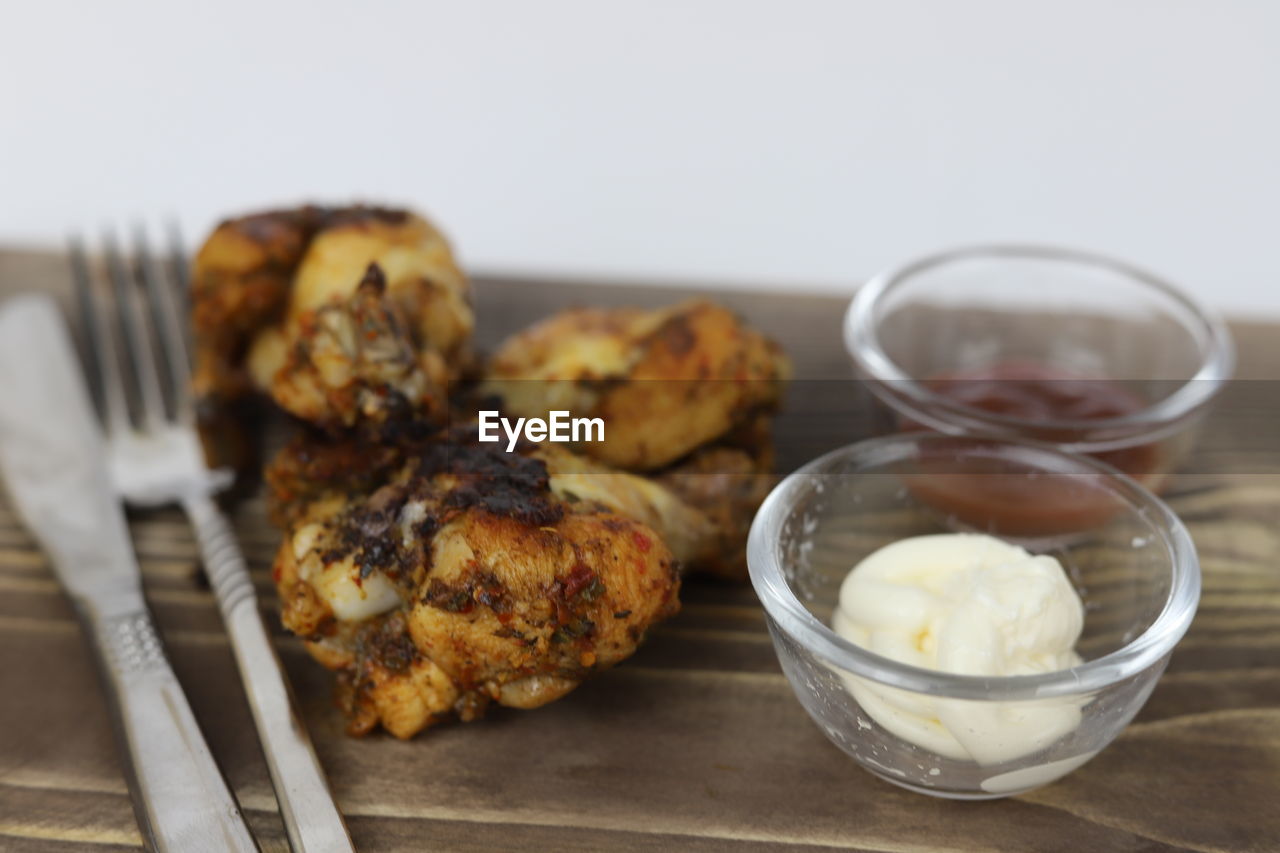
2,0,1277,317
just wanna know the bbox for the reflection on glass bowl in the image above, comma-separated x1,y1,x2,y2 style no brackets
748,434,1200,799
845,244,1235,492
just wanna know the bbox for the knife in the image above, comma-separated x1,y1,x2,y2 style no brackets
0,294,259,853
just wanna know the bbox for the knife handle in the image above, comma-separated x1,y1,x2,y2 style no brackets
77,596,260,853
183,493,355,853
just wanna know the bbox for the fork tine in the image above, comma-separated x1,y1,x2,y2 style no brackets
104,230,168,429
70,237,131,436
135,226,193,423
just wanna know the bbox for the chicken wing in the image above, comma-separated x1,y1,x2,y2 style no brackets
270,427,681,738
481,300,789,471
191,204,471,429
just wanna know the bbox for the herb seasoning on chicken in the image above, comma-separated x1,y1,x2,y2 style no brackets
270,428,680,738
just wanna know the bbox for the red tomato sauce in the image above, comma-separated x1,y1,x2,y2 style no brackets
901,362,1159,535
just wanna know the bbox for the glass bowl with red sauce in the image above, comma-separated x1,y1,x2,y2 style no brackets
845,245,1235,508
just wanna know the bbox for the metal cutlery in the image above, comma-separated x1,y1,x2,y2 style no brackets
69,229,356,853
0,293,259,853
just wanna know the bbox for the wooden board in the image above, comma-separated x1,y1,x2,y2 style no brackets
0,248,1277,853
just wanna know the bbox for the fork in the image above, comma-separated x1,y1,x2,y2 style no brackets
72,228,355,853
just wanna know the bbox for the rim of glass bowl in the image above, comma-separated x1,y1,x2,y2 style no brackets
844,244,1236,451
746,433,1201,702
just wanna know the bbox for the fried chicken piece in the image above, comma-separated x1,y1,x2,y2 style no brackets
191,204,471,428
270,429,680,738
481,300,789,471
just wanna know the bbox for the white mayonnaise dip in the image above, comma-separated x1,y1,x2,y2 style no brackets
832,533,1087,765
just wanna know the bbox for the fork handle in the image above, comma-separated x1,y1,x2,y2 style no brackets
182,494,355,853
77,593,260,853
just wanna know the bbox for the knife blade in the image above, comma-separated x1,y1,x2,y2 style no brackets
0,293,259,853
0,293,139,598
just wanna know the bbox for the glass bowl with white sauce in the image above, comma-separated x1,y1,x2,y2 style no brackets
747,433,1200,799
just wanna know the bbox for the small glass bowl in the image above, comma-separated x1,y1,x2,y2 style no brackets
747,433,1200,799
844,245,1235,491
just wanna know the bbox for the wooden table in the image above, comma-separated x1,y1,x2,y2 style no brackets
1,249,1277,853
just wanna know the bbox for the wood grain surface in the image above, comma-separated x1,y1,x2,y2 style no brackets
0,249,1277,853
